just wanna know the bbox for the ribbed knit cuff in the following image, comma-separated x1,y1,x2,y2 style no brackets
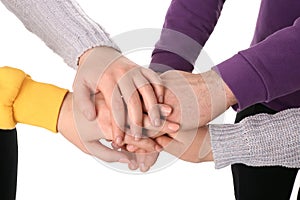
209,124,250,169
210,108,300,169
1,0,120,69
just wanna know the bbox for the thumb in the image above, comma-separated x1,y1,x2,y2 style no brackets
73,84,96,120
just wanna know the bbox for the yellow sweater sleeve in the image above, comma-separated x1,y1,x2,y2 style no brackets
0,66,68,132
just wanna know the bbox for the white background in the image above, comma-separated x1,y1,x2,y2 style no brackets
0,0,299,199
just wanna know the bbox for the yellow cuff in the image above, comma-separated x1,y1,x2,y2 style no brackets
0,67,27,129
13,76,68,132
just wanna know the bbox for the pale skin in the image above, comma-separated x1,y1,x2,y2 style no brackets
128,126,214,163
75,47,165,146
155,126,214,163
158,70,237,129
57,92,178,171
154,70,237,163
73,47,237,169
127,69,237,164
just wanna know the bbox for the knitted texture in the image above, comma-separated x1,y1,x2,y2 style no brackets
1,0,120,68
210,108,300,169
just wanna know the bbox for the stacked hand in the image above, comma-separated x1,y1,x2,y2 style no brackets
60,46,237,172
61,47,180,172
74,47,165,143
127,69,236,164
58,92,176,171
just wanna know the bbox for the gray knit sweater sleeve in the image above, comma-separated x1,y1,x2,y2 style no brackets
209,108,300,169
1,0,120,68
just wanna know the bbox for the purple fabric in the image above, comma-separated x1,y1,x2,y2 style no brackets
151,0,300,111
150,0,225,73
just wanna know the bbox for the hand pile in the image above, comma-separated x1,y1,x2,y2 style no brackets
59,47,237,172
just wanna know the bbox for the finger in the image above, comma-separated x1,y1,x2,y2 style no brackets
158,104,172,117
110,86,126,146
73,83,96,120
135,150,159,172
111,142,120,150
124,134,159,153
141,104,172,116
134,75,161,127
143,152,159,171
95,95,114,139
135,149,148,172
126,144,139,152
87,141,129,163
111,118,125,146
129,159,139,170
143,114,180,137
127,89,144,140
155,135,173,149
121,149,138,170
117,74,144,140
141,68,164,103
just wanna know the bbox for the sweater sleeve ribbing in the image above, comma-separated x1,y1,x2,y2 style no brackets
209,108,300,169
1,0,120,69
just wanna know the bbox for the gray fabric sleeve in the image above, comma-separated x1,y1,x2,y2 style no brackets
1,0,120,69
209,108,300,169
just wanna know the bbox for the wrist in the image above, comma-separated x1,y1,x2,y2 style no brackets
57,92,73,133
57,92,90,154
198,127,214,162
202,70,237,107
78,46,122,68
222,77,237,107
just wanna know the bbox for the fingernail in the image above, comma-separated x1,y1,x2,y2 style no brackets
127,145,135,152
168,123,180,131
116,136,123,146
140,163,145,167
119,158,130,164
154,118,161,127
129,160,138,170
111,142,120,150
140,163,146,171
140,163,149,172
158,96,164,103
161,106,172,115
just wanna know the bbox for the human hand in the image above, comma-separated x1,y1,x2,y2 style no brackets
58,92,177,171
73,47,164,145
94,92,178,172
159,70,237,129
155,126,213,163
57,92,132,163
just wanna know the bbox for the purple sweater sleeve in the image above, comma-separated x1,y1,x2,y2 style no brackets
215,17,300,111
150,0,225,72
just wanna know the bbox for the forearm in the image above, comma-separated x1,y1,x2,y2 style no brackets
150,0,225,72
1,0,119,68
0,66,68,132
215,17,300,111
210,108,300,169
